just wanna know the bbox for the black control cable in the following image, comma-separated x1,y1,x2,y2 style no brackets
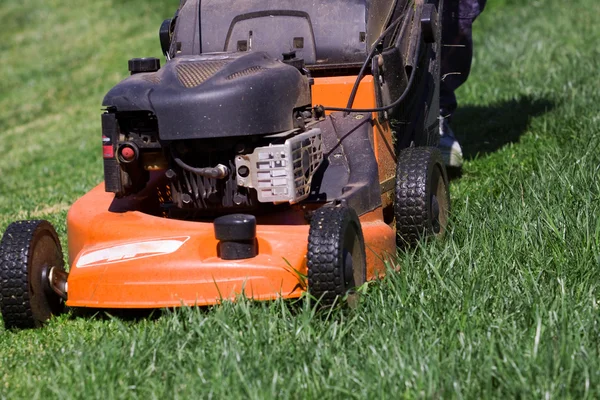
319,4,423,114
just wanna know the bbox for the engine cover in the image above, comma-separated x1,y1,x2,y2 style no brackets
102,52,311,140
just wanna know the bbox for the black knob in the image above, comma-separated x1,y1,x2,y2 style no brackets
214,214,256,242
128,58,161,74
214,214,258,260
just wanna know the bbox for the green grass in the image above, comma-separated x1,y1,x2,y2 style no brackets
1,0,599,398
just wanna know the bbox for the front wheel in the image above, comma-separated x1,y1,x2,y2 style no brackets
307,205,366,306
0,220,66,329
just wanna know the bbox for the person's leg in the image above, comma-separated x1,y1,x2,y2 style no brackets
439,0,487,167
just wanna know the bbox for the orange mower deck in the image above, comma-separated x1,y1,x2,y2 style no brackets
66,183,395,308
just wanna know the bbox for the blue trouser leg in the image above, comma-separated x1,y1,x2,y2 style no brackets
440,0,487,120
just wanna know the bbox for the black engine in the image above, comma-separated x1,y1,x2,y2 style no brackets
101,51,317,216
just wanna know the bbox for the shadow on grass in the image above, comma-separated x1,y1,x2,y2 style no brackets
452,96,555,161
65,294,354,326
69,307,162,322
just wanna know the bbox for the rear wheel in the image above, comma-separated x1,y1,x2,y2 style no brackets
307,205,366,306
0,220,66,329
395,147,450,246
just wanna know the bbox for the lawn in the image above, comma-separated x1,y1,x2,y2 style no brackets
1,0,599,398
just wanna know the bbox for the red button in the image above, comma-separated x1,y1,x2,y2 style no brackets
121,147,135,161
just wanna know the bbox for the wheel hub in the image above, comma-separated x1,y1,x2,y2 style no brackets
343,249,353,287
431,194,441,234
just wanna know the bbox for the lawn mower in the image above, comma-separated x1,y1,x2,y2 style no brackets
0,0,449,329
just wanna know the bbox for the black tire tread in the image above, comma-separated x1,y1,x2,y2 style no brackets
394,146,445,246
0,220,61,329
307,206,364,306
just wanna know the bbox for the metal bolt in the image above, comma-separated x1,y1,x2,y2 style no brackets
165,169,177,179
233,194,245,205
238,166,250,178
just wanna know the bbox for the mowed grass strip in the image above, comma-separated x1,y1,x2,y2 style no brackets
1,0,599,398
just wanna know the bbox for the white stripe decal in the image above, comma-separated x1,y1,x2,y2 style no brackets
76,237,190,268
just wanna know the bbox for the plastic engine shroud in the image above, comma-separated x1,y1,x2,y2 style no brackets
102,51,311,140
